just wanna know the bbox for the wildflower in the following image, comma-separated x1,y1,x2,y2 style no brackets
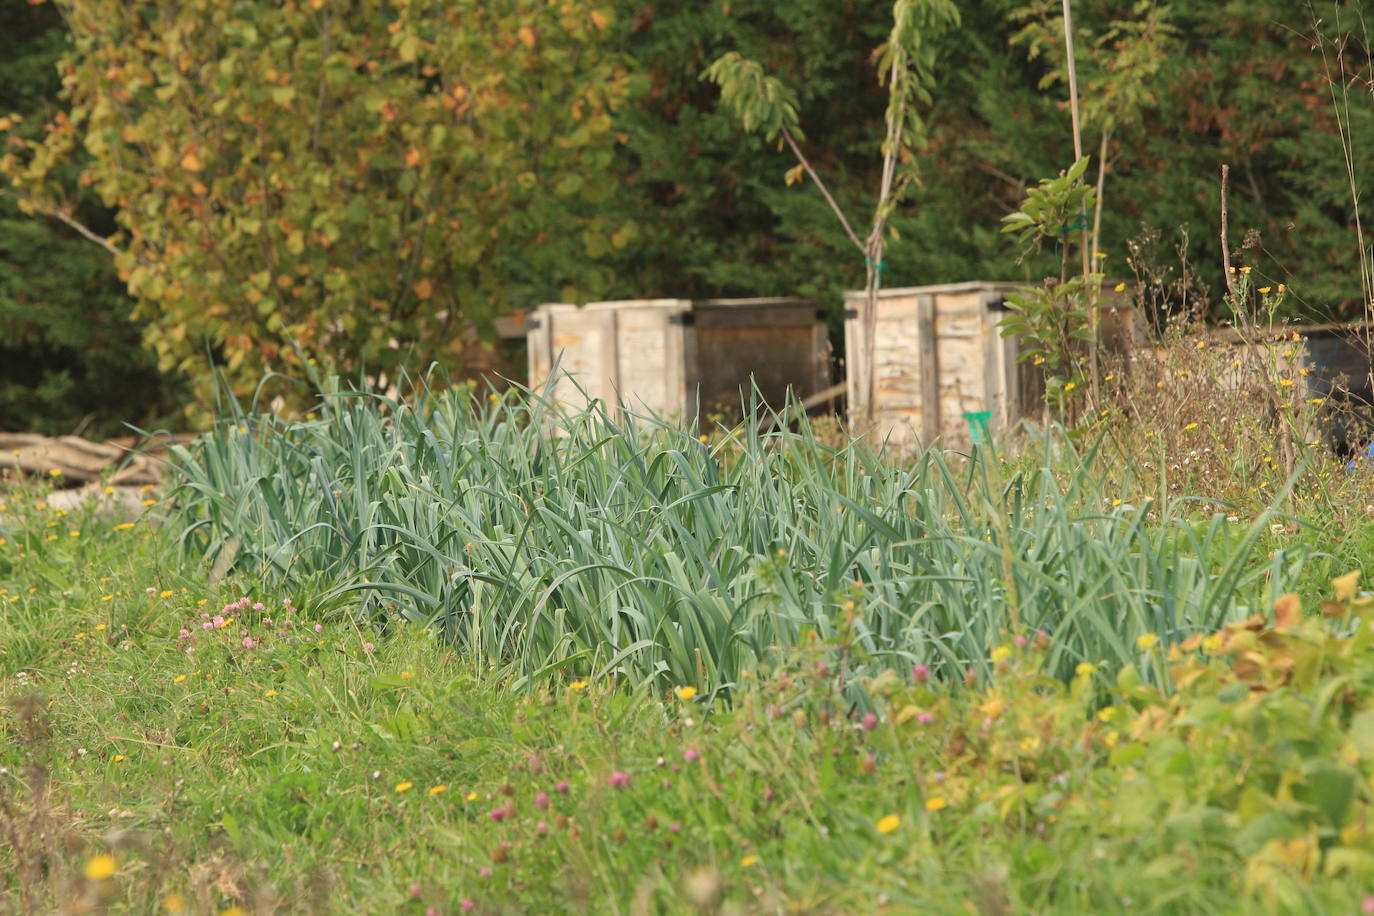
1075,662,1096,678
467,792,478,801
876,814,900,834
395,781,413,793
861,713,878,731
1259,286,1271,294
609,771,630,788
461,901,476,912
160,590,174,598
69,530,80,538
912,664,930,683
1183,423,1198,431
555,781,570,794
1113,282,1126,292
990,646,1012,663
534,790,550,809
174,674,187,683
49,468,62,477
1064,381,1077,392
314,623,323,633
113,754,126,762
489,807,506,822
264,689,278,697
429,785,447,796
363,642,376,654
675,686,697,700
1136,633,1159,650
1014,634,1028,648
1240,266,1251,273
917,712,934,725
1279,284,1287,293
684,748,700,762
95,623,106,631
84,854,117,880
740,855,760,867
241,636,255,649
143,499,157,507
569,681,588,691
925,797,947,811
113,523,135,532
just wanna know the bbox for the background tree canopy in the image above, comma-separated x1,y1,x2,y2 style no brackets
3,0,1373,428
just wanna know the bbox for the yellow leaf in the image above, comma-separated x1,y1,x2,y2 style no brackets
518,26,536,48
405,147,423,168
589,9,611,30
413,277,434,300
179,151,202,172
1333,570,1361,602
784,164,805,187
84,854,117,880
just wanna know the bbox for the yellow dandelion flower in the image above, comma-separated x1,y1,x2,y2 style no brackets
1259,286,1271,294
740,855,760,867
1075,662,1096,678
95,623,106,631
925,797,947,811
1064,381,1077,392
69,530,80,538
74,632,87,639
1240,266,1252,273
264,689,278,697
1113,282,1126,292
401,671,412,681
697,434,709,443
1202,633,1224,652
103,486,114,495
163,893,186,913
676,686,698,700
1183,423,1199,431
84,854,117,880
174,674,187,683
143,499,157,507
990,646,1012,662
1111,498,1122,507
1278,284,1287,292
49,468,62,478
395,781,414,793
876,814,900,834
101,595,112,601
569,681,588,691
428,785,447,796
113,523,135,532
1136,633,1159,650
159,590,174,598
113,754,126,762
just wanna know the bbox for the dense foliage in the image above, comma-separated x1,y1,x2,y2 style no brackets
0,0,181,436
159,380,1308,694
4,0,1374,420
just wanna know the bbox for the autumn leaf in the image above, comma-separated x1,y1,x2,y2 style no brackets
518,26,536,49
589,9,610,30
404,147,422,168
1272,593,1301,629
413,277,433,300
179,150,202,172
784,164,805,186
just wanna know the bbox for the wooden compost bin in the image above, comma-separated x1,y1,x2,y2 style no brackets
844,282,1032,452
526,298,830,426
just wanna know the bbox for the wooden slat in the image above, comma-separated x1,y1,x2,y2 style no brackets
916,294,939,444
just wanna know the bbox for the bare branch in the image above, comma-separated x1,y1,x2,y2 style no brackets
779,127,866,257
0,189,122,258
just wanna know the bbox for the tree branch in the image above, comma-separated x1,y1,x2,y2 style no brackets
1,189,122,258
780,126,866,257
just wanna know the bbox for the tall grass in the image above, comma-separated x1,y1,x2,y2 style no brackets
161,376,1309,693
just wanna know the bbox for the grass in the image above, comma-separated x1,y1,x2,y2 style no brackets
3,383,1374,913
